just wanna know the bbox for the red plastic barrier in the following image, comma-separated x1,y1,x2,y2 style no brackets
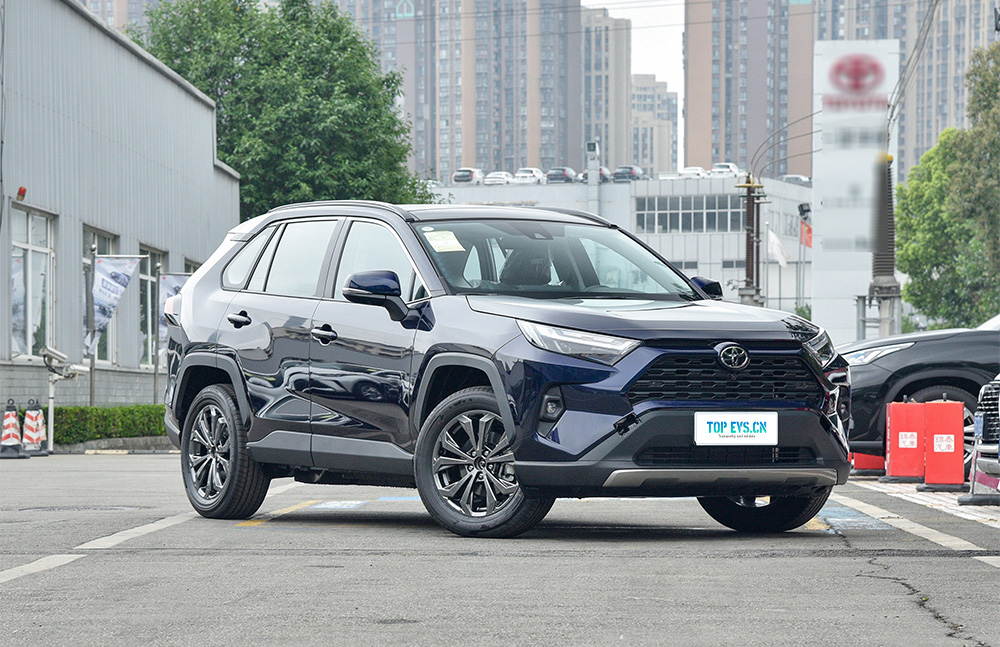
883,402,924,481
922,401,965,486
852,452,885,471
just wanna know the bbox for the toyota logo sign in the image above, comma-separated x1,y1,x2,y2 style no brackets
717,344,750,371
830,54,884,95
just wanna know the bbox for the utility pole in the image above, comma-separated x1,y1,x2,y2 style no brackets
87,243,97,406
865,154,902,337
736,174,764,306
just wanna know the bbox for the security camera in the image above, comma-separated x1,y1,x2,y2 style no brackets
585,141,600,160
40,346,68,364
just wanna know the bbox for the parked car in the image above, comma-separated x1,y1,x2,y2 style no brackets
545,167,577,183
165,201,850,537
613,165,646,182
710,162,741,177
452,167,484,185
578,166,611,183
513,167,546,184
779,174,812,186
678,166,709,178
838,314,1000,474
484,171,514,185
972,374,1000,479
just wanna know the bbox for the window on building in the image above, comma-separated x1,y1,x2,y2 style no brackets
11,207,54,357
83,228,117,362
138,247,165,366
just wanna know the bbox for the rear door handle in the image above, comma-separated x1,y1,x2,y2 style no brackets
226,311,251,328
311,324,338,345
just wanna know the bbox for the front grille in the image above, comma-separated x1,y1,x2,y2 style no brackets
979,381,1000,445
634,446,816,467
627,353,824,406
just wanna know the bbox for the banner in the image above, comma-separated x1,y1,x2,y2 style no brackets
800,222,813,249
84,256,142,357
158,274,190,348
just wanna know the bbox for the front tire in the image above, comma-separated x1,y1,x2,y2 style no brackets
414,387,554,538
698,487,832,533
180,384,269,519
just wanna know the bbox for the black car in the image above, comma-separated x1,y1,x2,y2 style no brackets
613,165,646,182
164,201,850,537
839,315,1000,473
973,375,1000,479
545,167,576,183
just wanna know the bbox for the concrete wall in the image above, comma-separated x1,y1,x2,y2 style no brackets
0,0,240,406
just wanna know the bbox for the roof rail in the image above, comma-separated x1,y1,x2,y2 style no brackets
265,200,416,221
533,206,614,227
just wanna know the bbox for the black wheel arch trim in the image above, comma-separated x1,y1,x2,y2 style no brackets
173,352,253,431
412,352,518,441
884,367,992,405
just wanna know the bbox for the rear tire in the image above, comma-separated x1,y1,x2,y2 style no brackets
181,384,269,519
698,487,832,533
414,386,554,538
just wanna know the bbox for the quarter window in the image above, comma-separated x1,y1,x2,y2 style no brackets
223,227,273,290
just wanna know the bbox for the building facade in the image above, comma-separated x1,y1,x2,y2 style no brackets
582,7,632,172
631,73,678,177
684,0,815,177
1,0,240,406
814,0,998,180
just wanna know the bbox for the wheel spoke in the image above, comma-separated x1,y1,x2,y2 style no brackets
209,458,221,494
192,455,211,489
192,416,212,449
484,469,519,496
437,469,475,499
476,414,497,453
481,472,498,515
458,415,478,451
434,454,473,471
441,430,473,462
485,450,514,465
488,431,512,457
458,475,478,516
216,455,231,481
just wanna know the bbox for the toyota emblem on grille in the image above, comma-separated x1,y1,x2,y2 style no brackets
717,344,750,371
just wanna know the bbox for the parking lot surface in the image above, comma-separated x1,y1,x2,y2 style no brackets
2,454,999,646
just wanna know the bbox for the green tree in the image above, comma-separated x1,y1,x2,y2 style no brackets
895,129,997,327
134,0,432,220
895,41,1000,327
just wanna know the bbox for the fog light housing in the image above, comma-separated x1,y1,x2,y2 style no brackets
540,389,565,422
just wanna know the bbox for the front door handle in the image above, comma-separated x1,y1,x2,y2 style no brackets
226,311,251,328
311,324,338,345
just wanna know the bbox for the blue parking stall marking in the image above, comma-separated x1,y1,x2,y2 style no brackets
309,501,368,510
818,502,894,531
377,496,422,502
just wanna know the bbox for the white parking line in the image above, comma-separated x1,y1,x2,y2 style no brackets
74,512,198,550
0,555,86,584
973,556,1000,569
854,481,1000,529
830,493,984,551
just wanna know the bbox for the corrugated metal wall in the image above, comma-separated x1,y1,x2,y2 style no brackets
0,0,239,402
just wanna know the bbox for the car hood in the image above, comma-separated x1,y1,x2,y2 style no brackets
837,328,969,353
465,295,820,342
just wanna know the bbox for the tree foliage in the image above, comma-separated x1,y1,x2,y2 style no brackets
134,0,432,220
896,42,1000,327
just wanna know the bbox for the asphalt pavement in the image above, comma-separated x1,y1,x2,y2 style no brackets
2,454,998,646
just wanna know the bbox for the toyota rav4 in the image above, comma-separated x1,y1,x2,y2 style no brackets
164,202,851,537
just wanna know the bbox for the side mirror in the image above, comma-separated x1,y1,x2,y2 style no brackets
343,270,409,321
690,276,724,300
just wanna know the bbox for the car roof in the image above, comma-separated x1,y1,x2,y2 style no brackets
233,201,612,238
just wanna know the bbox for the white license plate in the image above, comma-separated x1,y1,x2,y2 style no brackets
694,412,779,446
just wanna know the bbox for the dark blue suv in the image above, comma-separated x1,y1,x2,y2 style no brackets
164,202,851,537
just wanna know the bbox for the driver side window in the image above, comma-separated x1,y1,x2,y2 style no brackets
334,221,425,301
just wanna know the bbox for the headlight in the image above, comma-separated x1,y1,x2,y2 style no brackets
804,329,837,369
517,320,639,365
842,342,913,366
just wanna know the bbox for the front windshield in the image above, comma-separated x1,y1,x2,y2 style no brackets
413,219,701,301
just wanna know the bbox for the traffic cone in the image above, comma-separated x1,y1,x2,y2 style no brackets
22,399,49,457
1,399,30,459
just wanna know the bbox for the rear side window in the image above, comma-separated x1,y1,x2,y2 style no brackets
260,219,338,297
222,227,274,289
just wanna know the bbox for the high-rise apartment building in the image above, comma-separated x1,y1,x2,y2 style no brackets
334,0,438,179
82,0,161,28
631,73,678,176
582,8,632,171
814,0,998,180
684,0,814,177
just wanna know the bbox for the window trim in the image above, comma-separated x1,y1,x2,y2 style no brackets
10,205,55,359
326,217,430,305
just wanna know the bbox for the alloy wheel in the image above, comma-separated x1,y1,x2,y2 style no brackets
187,404,232,502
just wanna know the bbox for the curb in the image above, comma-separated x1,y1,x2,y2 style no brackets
54,436,178,454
